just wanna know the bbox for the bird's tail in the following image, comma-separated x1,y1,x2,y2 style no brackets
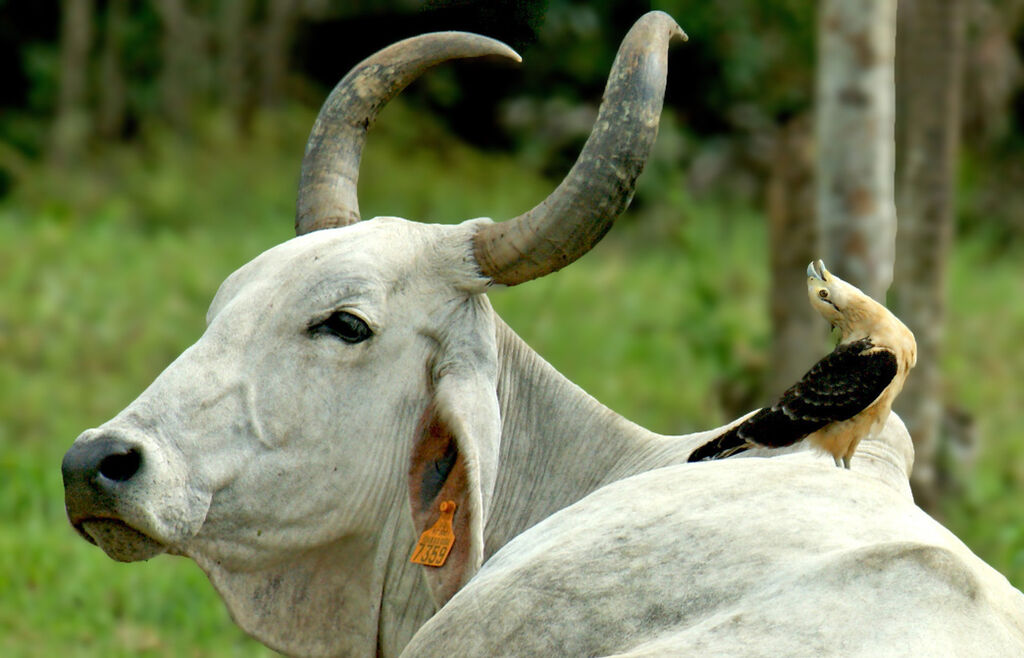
688,425,751,463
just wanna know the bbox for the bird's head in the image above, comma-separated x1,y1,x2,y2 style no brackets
806,259,874,338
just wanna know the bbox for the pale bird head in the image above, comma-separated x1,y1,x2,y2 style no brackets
806,259,873,336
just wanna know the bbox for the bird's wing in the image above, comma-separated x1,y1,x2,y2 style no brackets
688,339,897,462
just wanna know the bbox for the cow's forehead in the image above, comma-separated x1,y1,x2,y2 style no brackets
257,217,443,274
208,217,485,321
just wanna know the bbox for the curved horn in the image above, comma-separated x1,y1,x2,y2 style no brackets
296,33,521,236
473,11,686,285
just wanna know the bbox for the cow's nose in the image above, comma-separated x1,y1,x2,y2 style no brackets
62,434,144,488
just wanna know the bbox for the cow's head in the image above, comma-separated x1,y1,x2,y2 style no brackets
61,13,685,656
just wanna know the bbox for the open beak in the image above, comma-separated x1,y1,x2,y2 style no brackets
807,259,827,281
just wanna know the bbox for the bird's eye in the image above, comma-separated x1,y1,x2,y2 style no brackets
310,311,373,344
818,289,829,299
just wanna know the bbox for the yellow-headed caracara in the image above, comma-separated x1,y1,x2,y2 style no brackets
689,259,917,469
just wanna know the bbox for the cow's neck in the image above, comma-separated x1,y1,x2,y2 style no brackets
375,501,442,657
485,317,697,554
376,318,703,656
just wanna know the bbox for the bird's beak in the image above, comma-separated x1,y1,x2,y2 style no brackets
807,259,827,281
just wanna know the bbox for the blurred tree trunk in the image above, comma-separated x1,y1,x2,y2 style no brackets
97,0,128,140
815,0,897,301
154,0,189,131
893,0,965,512
219,0,253,133
766,114,824,398
259,0,297,107
154,0,207,132
51,0,94,166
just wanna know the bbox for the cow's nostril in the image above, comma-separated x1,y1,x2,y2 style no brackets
98,448,141,482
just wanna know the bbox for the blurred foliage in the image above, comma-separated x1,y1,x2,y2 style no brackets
6,0,1023,237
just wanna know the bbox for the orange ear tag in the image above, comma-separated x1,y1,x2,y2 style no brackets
410,501,457,567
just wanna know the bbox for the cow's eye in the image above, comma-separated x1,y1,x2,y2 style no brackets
311,311,373,344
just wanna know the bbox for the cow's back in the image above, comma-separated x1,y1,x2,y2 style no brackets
403,459,1024,657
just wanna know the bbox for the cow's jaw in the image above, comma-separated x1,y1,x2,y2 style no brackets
76,519,166,562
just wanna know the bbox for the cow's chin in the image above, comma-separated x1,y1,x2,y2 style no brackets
79,519,168,562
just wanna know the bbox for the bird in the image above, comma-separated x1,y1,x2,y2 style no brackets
688,259,917,469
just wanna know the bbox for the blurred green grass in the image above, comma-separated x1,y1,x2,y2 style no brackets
2,103,1022,654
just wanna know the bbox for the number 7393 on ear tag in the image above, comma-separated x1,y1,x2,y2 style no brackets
410,500,456,567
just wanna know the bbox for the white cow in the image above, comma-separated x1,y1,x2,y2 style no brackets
61,12,1024,657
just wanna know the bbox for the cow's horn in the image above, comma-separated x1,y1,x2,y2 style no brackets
473,11,686,285
296,33,521,236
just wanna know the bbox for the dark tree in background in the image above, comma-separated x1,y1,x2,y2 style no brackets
154,0,212,133
51,0,93,165
96,0,128,140
218,0,252,132
893,0,966,512
765,114,820,399
259,0,299,107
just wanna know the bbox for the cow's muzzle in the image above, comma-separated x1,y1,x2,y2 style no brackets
62,432,167,561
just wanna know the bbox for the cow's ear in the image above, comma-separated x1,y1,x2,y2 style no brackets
408,307,501,606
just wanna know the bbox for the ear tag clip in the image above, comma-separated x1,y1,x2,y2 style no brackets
410,501,456,567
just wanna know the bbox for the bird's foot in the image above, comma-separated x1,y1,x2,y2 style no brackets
832,455,852,469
